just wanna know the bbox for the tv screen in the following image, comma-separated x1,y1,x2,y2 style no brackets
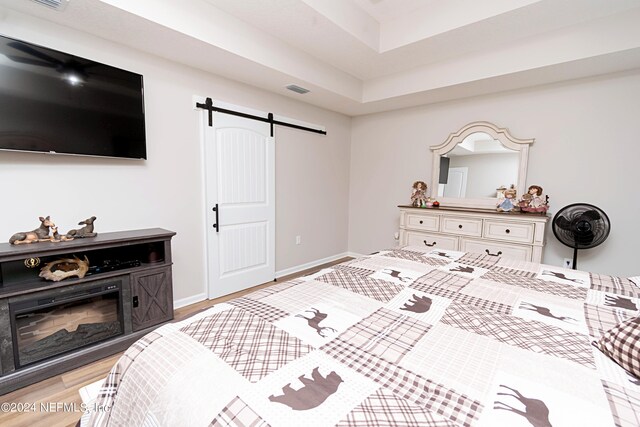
0,34,146,159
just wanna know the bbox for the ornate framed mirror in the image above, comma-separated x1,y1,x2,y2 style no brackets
430,121,534,209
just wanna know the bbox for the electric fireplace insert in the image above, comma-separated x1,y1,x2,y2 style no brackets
9,281,124,368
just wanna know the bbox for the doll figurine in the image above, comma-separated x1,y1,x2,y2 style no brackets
519,185,549,213
411,181,429,207
497,185,517,212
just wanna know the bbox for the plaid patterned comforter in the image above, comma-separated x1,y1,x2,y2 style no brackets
87,247,640,426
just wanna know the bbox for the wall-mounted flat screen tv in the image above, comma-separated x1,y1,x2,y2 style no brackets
0,34,146,159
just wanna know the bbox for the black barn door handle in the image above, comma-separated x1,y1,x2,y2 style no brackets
212,204,219,232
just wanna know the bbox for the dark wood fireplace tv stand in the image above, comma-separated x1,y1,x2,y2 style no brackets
0,228,175,395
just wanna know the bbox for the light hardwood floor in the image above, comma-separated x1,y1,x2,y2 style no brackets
0,258,349,427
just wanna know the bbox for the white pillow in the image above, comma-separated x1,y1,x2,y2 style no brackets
630,276,640,288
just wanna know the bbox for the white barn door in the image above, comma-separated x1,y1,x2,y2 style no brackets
203,101,275,299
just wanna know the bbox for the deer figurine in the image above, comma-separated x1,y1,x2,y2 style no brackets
65,216,97,239
9,216,56,244
51,225,73,242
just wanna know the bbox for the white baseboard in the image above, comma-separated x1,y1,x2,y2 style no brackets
174,292,207,309
275,252,352,278
174,252,364,308
346,251,365,258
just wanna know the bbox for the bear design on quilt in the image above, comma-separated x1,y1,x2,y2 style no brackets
400,294,432,313
269,367,343,410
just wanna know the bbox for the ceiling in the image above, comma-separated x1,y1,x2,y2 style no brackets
2,0,640,115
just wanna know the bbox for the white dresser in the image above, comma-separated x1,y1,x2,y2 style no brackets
398,206,549,262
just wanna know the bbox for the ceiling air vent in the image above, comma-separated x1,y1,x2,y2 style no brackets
30,0,69,11
285,84,310,95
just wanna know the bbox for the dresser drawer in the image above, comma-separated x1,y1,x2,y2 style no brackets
441,216,483,237
405,213,439,231
460,238,532,261
405,231,457,251
483,220,534,244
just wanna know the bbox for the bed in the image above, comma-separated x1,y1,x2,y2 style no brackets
85,246,640,426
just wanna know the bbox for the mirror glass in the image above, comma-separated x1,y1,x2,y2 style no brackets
437,132,519,199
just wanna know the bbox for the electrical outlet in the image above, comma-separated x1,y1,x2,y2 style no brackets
295,235,301,245
563,258,573,269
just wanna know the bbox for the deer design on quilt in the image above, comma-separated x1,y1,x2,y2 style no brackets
296,308,337,337
604,294,638,311
541,270,584,284
269,367,343,410
494,385,552,427
519,302,577,323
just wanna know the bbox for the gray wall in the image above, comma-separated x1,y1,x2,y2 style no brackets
0,11,352,304
348,71,640,276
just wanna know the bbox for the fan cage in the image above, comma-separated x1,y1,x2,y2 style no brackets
552,203,610,250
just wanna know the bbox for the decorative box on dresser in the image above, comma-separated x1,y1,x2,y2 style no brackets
398,206,549,262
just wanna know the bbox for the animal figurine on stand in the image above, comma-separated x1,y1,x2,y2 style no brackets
9,216,56,244
496,185,518,212
65,216,98,239
411,181,429,207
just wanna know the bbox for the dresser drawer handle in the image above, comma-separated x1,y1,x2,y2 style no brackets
505,229,511,234
423,240,436,247
458,224,463,229
419,220,423,224
485,249,503,257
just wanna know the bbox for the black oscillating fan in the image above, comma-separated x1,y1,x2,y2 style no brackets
552,203,610,270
